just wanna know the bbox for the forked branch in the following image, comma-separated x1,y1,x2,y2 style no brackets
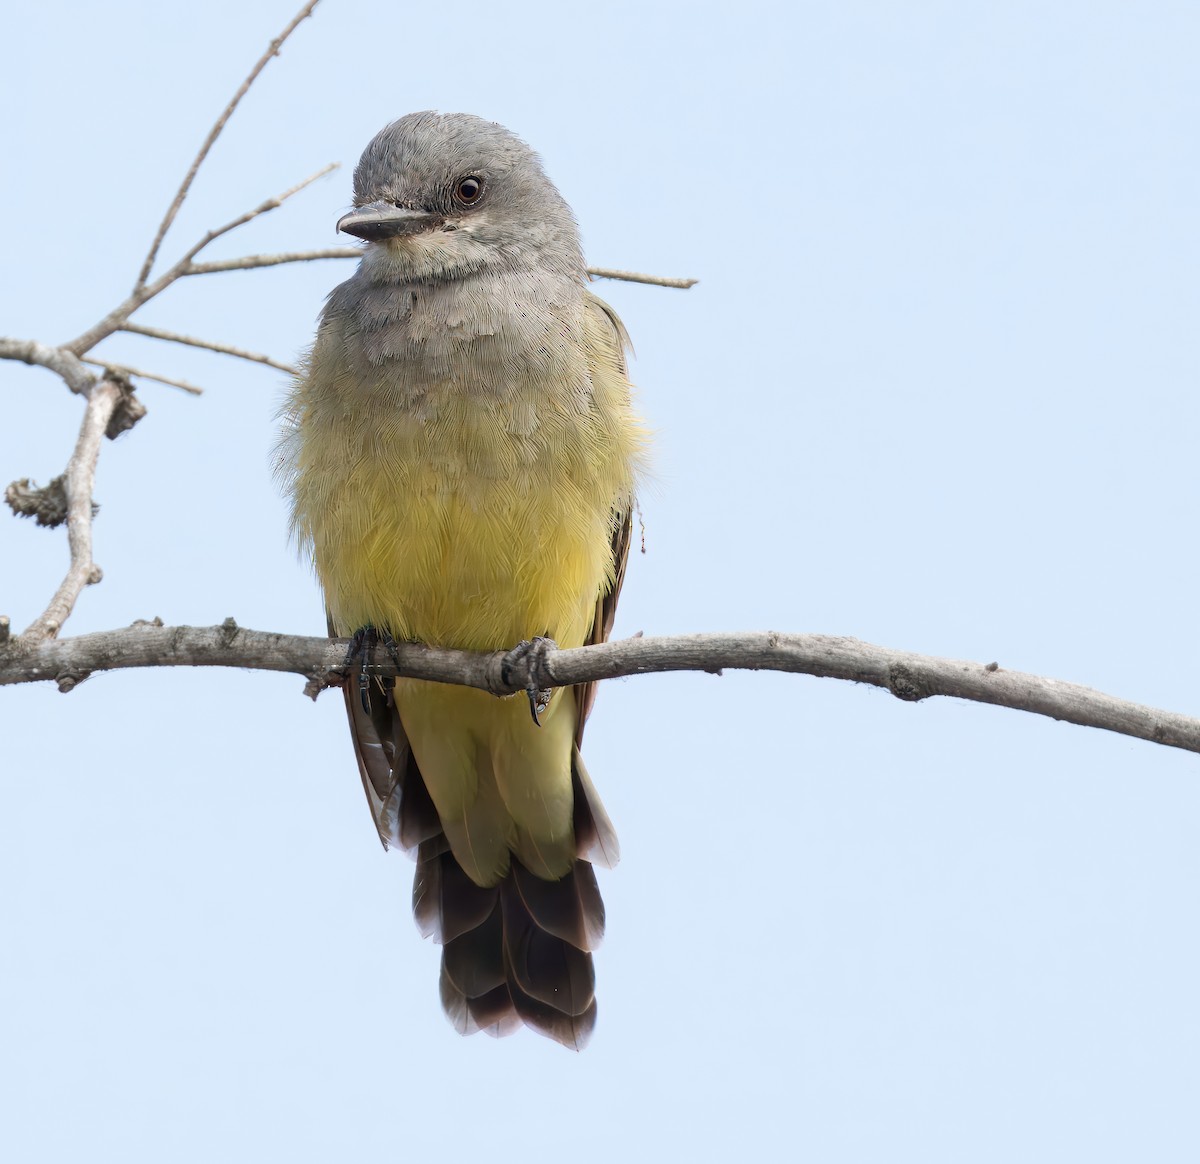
133,0,324,289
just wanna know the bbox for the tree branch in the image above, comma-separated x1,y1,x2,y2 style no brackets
1,623,1196,755
587,267,699,289
180,249,701,290
19,380,126,641
82,359,205,395
169,163,340,275
64,165,338,358
0,336,97,395
185,246,361,274
118,323,295,375
133,0,323,289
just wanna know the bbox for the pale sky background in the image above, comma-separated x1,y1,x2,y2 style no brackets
3,1,1199,1160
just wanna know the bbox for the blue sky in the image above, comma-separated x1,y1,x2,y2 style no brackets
3,1,1199,1160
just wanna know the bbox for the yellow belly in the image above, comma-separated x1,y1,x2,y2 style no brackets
311,389,619,652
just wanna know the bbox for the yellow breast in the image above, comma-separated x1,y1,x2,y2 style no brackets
289,293,643,652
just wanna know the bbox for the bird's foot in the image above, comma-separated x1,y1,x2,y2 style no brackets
344,625,399,713
501,636,558,726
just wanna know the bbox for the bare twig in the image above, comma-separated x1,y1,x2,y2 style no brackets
187,246,361,274
64,165,338,357
134,0,323,289
179,251,703,288
1,625,1197,756
587,267,699,289
20,380,124,641
0,337,96,395
82,359,204,396
290,248,701,289
168,163,339,273
119,323,296,374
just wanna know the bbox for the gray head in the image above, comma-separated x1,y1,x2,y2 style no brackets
338,112,584,284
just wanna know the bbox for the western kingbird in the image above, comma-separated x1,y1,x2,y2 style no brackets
279,112,647,1049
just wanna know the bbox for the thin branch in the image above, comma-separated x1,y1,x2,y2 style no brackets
134,0,323,289
2,624,1197,756
263,248,701,289
82,359,204,395
64,165,338,358
20,381,125,641
185,246,360,275
119,323,297,374
587,267,699,289
0,337,97,395
170,163,339,273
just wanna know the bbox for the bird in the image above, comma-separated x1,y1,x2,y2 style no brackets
278,112,647,1049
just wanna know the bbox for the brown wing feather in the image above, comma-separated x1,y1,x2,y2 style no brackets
575,290,636,744
574,508,632,743
330,611,404,851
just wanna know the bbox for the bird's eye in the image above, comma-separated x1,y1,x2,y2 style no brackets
455,176,484,205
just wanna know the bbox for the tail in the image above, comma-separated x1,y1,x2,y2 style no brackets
409,746,615,1050
342,671,617,1049
414,847,604,1048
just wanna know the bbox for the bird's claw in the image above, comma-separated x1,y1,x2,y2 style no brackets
501,636,557,726
344,625,399,713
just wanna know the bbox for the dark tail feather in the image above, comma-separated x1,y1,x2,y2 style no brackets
415,842,604,1050
442,896,505,998
511,858,605,952
440,973,522,1038
504,964,598,1051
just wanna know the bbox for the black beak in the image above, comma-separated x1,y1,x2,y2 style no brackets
337,201,440,241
